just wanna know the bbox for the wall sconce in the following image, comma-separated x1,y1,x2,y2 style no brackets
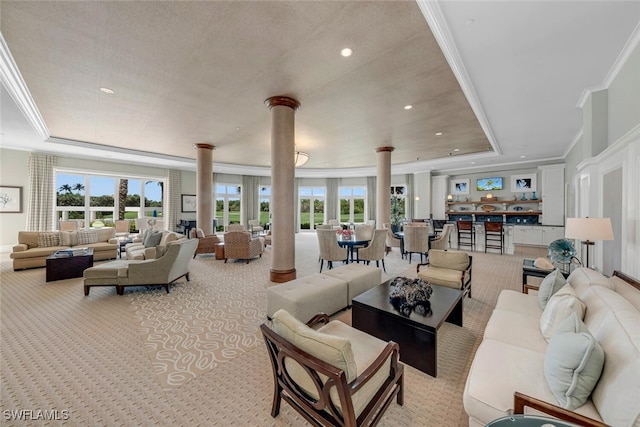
414,196,420,201
447,194,453,201
486,193,493,199
294,151,309,167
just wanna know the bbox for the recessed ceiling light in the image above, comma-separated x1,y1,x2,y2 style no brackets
470,162,476,165
404,105,412,110
435,132,443,136
340,48,353,57
453,148,460,152
99,87,114,94
520,155,526,158
464,18,475,25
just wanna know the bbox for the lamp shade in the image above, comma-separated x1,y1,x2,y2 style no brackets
294,151,309,167
565,217,614,242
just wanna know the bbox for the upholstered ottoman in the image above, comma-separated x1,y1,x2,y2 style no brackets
322,264,382,304
267,273,348,322
83,261,131,295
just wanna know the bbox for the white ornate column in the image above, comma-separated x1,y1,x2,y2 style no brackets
376,146,394,228
265,96,300,283
194,143,214,235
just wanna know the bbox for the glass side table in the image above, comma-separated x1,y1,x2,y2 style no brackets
486,414,581,427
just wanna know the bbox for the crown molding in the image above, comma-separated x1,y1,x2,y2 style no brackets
576,20,640,109
0,33,49,139
416,0,501,156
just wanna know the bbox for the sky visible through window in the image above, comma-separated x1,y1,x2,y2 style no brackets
56,175,162,202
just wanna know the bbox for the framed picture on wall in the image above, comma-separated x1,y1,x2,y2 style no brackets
0,186,22,213
511,174,537,192
181,194,197,213
451,179,470,195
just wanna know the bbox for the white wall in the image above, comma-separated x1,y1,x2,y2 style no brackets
0,149,30,251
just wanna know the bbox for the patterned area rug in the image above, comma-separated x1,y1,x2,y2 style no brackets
130,256,268,389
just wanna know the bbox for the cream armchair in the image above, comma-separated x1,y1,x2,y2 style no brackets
223,230,263,263
248,219,264,235
261,309,404,427
417,249,472,297
84,238,198,295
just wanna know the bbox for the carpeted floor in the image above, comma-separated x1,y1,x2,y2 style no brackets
0,233,542,426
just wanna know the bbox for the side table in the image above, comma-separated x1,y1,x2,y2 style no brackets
522,259,570,293
215,243,225,260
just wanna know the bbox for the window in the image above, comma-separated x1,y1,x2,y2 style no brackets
260,186,271,226
339,186,366,224
216,184,242,230
299,187,325,230
55,171,164,229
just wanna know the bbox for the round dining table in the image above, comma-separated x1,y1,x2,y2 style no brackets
337,236,370,263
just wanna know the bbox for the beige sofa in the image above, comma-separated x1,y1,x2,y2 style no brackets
463,268,640,426
83,238,198,295
10,229,118,270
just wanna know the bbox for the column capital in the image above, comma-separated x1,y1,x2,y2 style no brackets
265,96,300,111
376,146,395,153
193,143,215,150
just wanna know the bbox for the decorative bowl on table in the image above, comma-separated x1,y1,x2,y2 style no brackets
480,205,496,212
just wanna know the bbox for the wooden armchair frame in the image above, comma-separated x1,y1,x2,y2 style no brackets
513,392,607,427
260,313,404,427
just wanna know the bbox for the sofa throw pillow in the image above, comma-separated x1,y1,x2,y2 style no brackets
538,269,566,309
77,230,99,245
143,230,163,248
540,284,586,341
59,231,77,247
37,232,60,248
544,317,605,410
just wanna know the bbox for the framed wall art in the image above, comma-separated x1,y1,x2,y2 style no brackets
511,174,537,192
0,186,22,213
181,194,197,213
451,179,470,195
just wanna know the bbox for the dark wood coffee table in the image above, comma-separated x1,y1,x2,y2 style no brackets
46,248,94,282
352,279,463,377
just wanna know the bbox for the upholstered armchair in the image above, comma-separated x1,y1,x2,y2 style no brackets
417,249,472,297
223,230,263,263
248,219,264,235
261,309,404,427
225,224,246,232
59,221,79,231
189,227,220,257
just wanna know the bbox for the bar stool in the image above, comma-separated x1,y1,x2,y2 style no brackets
484,221,504,254
457,220,475,251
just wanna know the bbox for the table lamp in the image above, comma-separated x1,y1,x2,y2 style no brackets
564,217,613,269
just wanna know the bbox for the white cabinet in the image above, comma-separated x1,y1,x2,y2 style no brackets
513,226,543,246
513,225,565,247
539,164,565,225
543,226,565,246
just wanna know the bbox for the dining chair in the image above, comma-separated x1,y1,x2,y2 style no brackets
356,229,388,272
430,223,454,250
317,229,348,272
403,225,430,264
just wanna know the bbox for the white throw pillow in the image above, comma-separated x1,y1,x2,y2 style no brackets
538,269,566,309
540,283,586,341
544,314,605,410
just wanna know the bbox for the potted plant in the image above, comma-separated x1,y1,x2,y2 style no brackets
390,194,403,233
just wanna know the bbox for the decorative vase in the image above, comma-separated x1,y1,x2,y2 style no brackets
531,191,538,200
521,193,527,201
